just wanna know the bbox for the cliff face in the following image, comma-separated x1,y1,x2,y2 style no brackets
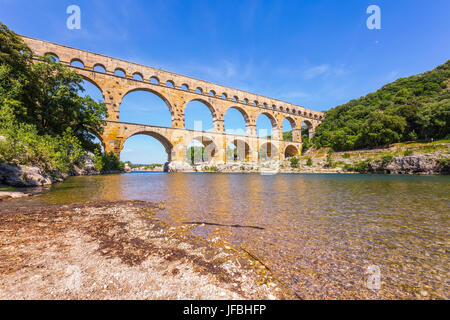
369,155,449,175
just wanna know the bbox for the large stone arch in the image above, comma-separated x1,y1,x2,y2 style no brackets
186,135,218,164
301,119,314,139
259,142,279,161
281,116,299,142
121,130,173,162
258,111,278,128
256,111,278,139
224,105,251,136
121,87,174,116
183,98,217,131
283,116,298,130
226,138,251,162
79,75,105,100
90,130,106,152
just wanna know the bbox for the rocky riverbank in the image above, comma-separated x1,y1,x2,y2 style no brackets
300,141,450,175
0,151,99,189
168,141,450,175
0,200,288,299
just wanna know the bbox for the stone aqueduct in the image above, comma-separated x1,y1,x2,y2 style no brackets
22,36,324,165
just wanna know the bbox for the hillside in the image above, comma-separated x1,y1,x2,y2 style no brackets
313,60,450,151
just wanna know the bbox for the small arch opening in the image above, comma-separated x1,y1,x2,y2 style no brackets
150,76,160,85
133,73,143,81
93,64,106,73
114,68,126,78
44,53,59,62
70,59,84,68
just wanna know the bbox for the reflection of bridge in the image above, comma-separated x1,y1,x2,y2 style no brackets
22,36,324,164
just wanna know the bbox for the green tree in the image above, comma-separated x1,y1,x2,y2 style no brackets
0,22,108,176
358,111,406,147
0,22,107,152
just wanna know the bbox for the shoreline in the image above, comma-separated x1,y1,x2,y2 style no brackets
1,167,446,202
0,200,292,300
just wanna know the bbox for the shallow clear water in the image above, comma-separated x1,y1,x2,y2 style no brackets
2,172,449,299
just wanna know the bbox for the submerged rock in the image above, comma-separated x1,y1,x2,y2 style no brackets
0,191,29,201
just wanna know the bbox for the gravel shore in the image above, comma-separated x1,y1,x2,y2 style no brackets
0,201,290,300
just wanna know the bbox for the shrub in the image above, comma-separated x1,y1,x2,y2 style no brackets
306,157,313,166
97,152,124,173
408,131,418,141
343,164,353,172
353,160,371,173
403,150,414,156
343,153,351,159
302,136,312,154
290,157,300,168
381,155,394,165
0,120,85,174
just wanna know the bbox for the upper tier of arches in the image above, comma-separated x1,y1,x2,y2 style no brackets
22,35,324,123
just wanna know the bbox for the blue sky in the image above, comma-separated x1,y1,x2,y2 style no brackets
1,0,449,163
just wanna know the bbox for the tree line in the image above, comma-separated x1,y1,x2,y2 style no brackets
313,61,449,151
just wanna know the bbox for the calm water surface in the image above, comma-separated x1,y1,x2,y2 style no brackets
2,172,449,299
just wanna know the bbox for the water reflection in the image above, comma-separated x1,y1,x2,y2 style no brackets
2,172,449,299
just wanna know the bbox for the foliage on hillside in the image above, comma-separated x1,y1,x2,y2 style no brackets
314,61,450,151
0,22,122,174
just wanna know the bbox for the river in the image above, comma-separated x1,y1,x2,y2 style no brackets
2,172,449,299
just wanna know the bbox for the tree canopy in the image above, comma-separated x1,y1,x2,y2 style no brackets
0,22,107,151
0,22,117,174
314,60,450,151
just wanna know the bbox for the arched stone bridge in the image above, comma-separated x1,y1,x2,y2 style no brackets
21,36,324,164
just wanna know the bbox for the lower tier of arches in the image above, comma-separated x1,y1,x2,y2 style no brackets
100,121,302,165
